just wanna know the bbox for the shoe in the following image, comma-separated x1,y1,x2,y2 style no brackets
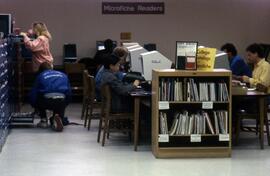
51,114,63,132
37,120,48,128
32,109,41,119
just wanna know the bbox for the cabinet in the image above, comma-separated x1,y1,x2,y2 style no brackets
0,38,19,152
151,69,232,158
0,39,9,151
0,39,12,151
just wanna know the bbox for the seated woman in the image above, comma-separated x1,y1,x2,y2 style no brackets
99,54,139,113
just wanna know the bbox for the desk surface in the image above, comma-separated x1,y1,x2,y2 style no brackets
232,86,268,96
129,89,151,97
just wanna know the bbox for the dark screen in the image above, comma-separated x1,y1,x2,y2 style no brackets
0,14,11,38
64,44,77,58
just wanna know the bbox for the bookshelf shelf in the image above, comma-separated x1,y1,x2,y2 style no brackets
167,101,230,104
169,134,226,137
152,69,232,158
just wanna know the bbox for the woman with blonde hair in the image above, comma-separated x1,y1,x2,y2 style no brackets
21,22,53,72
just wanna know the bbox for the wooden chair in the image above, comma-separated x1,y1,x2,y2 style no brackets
257,83,270,145
82,73,101,130
64,63,85,98
235,83,270,146
97,84,133,146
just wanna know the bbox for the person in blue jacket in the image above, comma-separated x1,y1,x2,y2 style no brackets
221,43,252,78
29,62,71,130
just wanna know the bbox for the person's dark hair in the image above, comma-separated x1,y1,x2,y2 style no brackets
246,43,264,58
38,62,52,73
103,54,120,69
221,43,237,56
104,39,114,53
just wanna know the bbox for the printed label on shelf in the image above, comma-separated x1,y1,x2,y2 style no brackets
158,134,169,142
159,101,169,110
202,102,213,109
190,134,201,142
219,134,230,141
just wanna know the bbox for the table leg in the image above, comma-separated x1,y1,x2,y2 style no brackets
265,99,270,146
259,97,265,149
134,97,140,151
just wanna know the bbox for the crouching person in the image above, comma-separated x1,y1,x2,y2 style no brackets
29,62,71,131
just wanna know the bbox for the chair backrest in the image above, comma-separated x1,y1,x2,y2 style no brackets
83,70,96,99
64,63,85,97
83,70,90,96
78,57,97,75
87,74,96,102
100,84,111,116
64,63,85,74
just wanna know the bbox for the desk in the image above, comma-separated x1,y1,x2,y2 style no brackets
130,90,151,151
232,86,268,149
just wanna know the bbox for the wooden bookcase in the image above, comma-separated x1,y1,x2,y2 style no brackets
152,69,232,158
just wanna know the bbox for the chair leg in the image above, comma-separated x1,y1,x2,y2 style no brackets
81,98,86,120
84,102,89,128
256,119,259,135
235,115,241,145
129,132,132,142
102,119,109,146
97,118,103,143
87,106,93,131
107,121,110,139
266,113,270,146
107,131,110,139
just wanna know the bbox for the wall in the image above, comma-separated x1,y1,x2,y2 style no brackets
1,0,270,65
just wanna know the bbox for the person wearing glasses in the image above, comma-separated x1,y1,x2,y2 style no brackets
20,22,53,72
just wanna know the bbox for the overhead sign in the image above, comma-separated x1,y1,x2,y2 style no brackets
102,2,165,14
